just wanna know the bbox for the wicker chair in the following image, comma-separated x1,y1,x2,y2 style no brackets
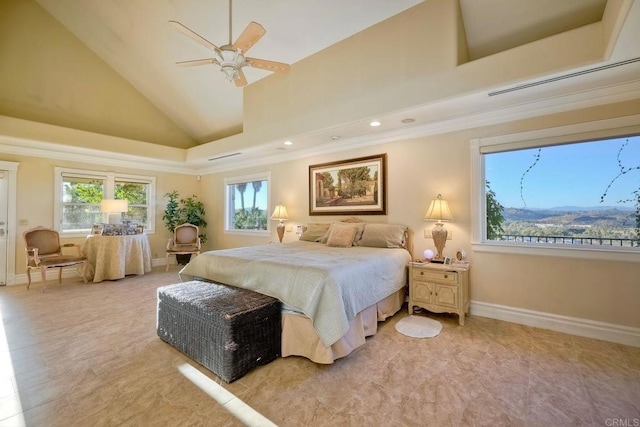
23,226,88,291
166,223,201,271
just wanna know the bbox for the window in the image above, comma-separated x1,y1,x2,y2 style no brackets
115,178,150,226
471,116,640,261
54,168,156,236
224,172,270,234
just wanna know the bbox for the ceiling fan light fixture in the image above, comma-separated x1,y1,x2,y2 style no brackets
220,65,238,81
169,0,289,88
218,48,246,81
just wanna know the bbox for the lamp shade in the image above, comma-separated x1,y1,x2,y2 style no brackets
424,194,453,222
270,205,289,221
101,199,128,213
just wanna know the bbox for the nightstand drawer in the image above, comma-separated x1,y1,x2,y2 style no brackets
412,269,458,284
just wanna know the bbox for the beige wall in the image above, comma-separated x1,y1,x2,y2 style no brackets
0,0,637,334
243,0,607,146
1,151,201,273
0,0,194,148
201,98,640,329
2,97,638,331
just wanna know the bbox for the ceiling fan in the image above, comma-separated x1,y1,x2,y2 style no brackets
169,0,290,87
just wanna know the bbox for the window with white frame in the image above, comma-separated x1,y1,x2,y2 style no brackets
54,168,156,236
224,172,270,233
471,117,640,260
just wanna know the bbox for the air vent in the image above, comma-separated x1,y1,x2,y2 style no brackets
208,152,242,161
488,57,640,97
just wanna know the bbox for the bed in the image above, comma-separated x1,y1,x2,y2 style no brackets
179,221,412,363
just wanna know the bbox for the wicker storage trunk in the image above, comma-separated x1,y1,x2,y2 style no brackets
157,280,281,383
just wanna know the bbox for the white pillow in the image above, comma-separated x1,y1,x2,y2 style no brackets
359,223,407,248
326,223,358,248
299,223,332,242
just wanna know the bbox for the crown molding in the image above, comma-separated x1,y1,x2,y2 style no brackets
2,78,639,175
0,134,191,175
198,78,640,173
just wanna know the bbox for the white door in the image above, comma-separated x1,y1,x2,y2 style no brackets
0,170,7,286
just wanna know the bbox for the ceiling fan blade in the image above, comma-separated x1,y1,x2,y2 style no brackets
232,21,265,53
246,58,290,74
168,20,220,52
234,69,248,87
176,58,218,67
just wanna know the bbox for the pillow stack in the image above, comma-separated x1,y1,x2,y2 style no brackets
299,220,407,249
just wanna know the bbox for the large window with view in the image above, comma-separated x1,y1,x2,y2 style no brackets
54,168,156,236
475,132,639,255
225,173,270,233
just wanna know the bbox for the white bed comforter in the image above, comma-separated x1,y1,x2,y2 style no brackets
179,241,410,346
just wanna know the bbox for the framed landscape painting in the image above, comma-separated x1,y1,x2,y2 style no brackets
309,154,387,215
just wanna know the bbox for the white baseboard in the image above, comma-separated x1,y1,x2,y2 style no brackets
470,300,640,347
8,257,170,286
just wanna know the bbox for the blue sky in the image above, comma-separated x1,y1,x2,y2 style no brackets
234,182,268,210
485,136,640,209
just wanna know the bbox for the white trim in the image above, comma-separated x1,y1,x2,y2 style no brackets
0,160,19,286
3,79,640,175
223,229,270,237
474,114,640,152
472,241,639,262
12,269,86,286
10,256,170,285
470,114,640,262
54,167,157,236
0,134,188,174
224,172,272,233
470,300,640,347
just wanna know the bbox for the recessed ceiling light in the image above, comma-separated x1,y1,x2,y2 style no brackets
369,121,381,127
330,135,341,141
283,141,293,146
401,118,415,123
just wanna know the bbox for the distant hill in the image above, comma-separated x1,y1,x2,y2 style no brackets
525,205,635,212
503,206,636,228
546,205,635,212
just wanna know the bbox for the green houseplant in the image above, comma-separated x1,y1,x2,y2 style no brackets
163,191,208,264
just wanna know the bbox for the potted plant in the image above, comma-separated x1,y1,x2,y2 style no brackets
163,191,208,264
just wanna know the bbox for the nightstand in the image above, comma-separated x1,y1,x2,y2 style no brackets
408,262,470,325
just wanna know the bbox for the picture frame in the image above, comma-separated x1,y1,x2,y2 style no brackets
309,153,387,215
443,256,454,266
91,223,104,235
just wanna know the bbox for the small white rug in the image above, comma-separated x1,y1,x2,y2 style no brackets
395,315,442,338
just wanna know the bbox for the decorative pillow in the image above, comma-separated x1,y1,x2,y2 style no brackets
299,223,332,242
359,223,407,248
320,219,365,245
326,223,358,248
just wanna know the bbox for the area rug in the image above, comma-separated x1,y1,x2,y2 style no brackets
395,315,442,338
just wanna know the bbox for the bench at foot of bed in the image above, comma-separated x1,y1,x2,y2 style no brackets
157,280,282,383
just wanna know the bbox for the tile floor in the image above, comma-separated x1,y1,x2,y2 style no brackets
0,268,638,426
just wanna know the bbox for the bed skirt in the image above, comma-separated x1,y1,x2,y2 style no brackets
281,288,405,364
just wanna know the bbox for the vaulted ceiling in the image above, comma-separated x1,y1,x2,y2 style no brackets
2,0,639,172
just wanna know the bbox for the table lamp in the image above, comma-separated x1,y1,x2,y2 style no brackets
424,194,453,262
270,204,289,243
101,199,128,224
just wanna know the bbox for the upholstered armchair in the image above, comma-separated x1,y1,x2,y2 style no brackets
166,223,201,271
23,226,88,291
